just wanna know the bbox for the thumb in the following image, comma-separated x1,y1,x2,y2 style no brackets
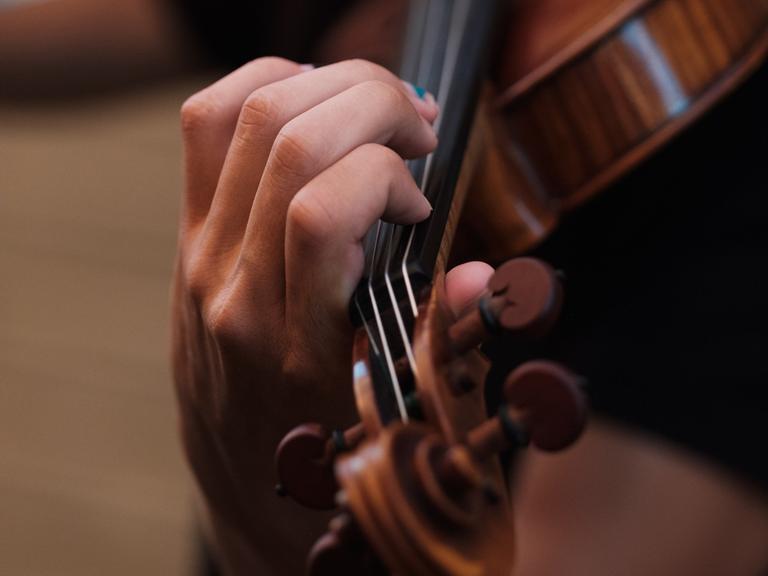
444,261,494,317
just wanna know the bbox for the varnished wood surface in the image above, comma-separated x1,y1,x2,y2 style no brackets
500,0,768,209
0,81,202,576
499,0,652,94
460,0,768,260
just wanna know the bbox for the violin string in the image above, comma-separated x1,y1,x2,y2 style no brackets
383,216,420,383
401,0,471,316
354,298,380,357
416,0,448,87
400,0,429,82
379,0,467,403
366,221,409,421
400,0,446,318
352,0,465,423
376,0,445,390
352,231,380,355
357,0,439,421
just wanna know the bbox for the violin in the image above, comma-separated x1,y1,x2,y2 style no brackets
465,0,768,259
273,1,768,574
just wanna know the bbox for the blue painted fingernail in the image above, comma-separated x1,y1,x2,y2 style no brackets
403,80,430,101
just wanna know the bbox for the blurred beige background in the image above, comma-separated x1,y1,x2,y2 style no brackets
0,78,212,575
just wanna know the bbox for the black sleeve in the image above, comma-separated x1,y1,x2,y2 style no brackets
173,0,356,69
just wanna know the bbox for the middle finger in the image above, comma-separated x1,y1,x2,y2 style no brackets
238,78,437,309
201,60,437,248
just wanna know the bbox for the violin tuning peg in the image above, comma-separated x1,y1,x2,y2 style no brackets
275,423,337,510
487,258,563,339
463,405,529,464
462,362,586,461
275,422,364,510
307,513,387,576
503,360,587,452
448,258,563,355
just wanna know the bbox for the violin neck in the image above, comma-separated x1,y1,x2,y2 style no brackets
353,0,498,324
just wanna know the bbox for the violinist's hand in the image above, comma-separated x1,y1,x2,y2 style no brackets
171,57,493,575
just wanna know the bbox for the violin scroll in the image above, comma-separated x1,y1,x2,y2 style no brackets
282,257,587,575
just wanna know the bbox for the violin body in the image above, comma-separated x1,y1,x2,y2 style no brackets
461,0,768,260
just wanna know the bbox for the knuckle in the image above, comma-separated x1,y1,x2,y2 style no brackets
183,254,212,305
269,127,316,179
362,142,403,171
204,288,254,352
204,274,280,356
180,92,218,137
343,58,390,81
245,55,299,74
239,89,279,130
287,189,334,243
356,79,404,109
206,302,243,347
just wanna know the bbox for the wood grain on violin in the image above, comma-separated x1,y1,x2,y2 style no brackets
462,0,767,259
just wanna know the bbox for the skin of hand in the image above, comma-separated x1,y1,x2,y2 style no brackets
171,56,493,575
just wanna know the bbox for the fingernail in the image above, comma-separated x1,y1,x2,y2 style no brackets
402,80,434,104
419,194,433,215
299,63,315,72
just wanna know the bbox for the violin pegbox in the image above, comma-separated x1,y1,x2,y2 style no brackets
444,257,587,455
309,258,586,576
415,257,585,452
448,257,563,355
282,257,588,576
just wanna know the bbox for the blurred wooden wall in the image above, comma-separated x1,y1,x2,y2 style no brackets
0,79,208,576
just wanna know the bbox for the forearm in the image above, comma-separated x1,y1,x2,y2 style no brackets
0,0,194,98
